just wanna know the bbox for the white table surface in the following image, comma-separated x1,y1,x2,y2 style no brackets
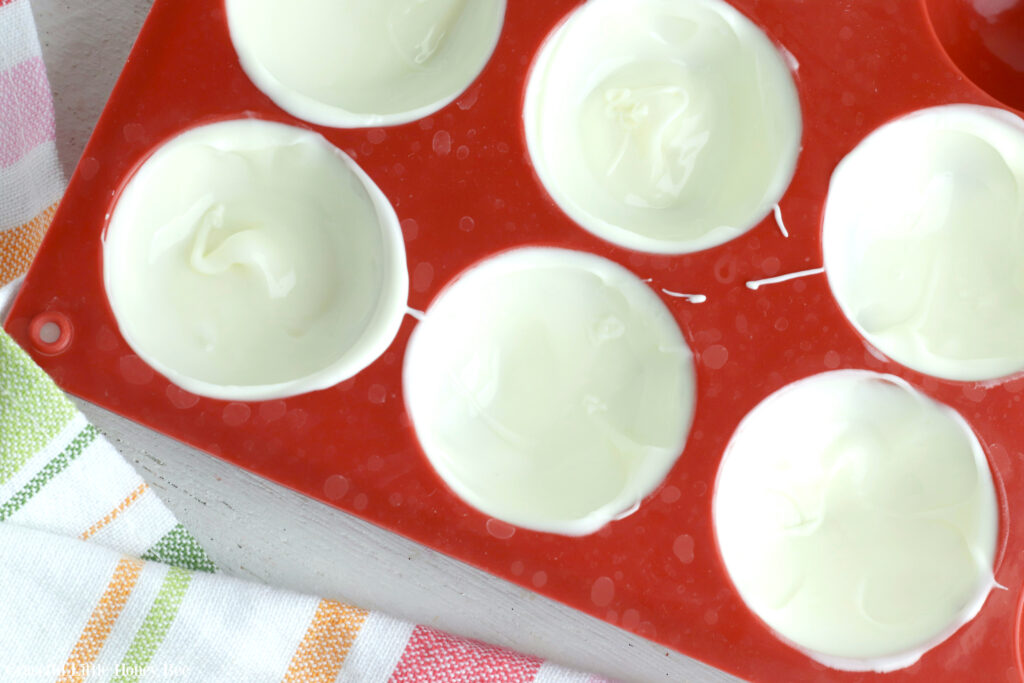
27,3,743,681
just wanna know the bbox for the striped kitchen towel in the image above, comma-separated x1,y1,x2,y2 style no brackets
0,0,63,288
0,3,605,682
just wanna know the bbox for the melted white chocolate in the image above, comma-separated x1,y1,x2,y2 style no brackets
226,0,505,127
824,105,1024,381
104,120,408,400
714,371,998,671
523,0,801,254
403,248,695,536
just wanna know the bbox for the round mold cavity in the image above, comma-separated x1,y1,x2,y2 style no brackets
522,0,802,255
225,0,506,128
103,119,409,401
923,0,1024,112
403,247,696,536
822,104,1024,382
713,370,998,672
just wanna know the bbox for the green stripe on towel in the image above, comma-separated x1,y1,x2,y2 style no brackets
111,566,193,683
0,424,98,520
0,332,76,484
142,524,216,573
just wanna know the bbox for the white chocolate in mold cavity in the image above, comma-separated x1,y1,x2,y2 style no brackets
523,0,802,254
403,248,695,536
714,371,998,672
225,0,506,128
823,105,1024,382
103,119,408,401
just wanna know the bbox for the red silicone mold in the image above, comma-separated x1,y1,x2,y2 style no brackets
7,1,1024,681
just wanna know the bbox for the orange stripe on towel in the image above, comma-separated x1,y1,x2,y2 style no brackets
281,600,368,683
0,202,56,285
56,557,144,683
80,483,148,541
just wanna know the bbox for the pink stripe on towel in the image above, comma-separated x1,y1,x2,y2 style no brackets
0,56,56,168
389,625,542,682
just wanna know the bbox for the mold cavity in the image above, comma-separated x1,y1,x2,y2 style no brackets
714,370,998,672
822,105,1024,382
403,247,696,536
523,0,801,254
103,119,408,401
924,0,1024,112
225,0,506,128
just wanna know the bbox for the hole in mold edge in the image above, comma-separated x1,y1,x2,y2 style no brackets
28,312,73,356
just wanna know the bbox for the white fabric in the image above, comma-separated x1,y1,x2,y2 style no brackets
0,123,63,229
